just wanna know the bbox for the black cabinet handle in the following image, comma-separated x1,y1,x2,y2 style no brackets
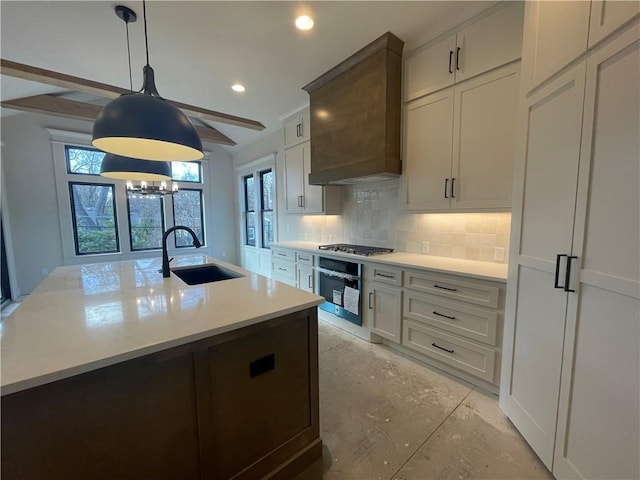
278,267,287,271
308,275,313,289
376,273,395,279
456,47,461,71
433,311,456,320
448,50,453,73
451,177,456,198
250,353,275,378
444,178,449,198
554,254,567,289
434,284,457,292
368,292,373,309
564,256,578,293
432,343,454,354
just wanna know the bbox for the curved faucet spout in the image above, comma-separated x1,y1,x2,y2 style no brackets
162,226,202,278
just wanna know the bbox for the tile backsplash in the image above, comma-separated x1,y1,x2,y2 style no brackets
279,179,511,264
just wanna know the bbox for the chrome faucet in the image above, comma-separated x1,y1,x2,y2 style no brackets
161,226,202,278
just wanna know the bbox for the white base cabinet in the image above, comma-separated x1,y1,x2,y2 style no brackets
271,247,316,293
501,10,639,478
363,265,403,343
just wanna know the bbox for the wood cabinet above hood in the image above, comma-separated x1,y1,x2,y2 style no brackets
303,32,404,185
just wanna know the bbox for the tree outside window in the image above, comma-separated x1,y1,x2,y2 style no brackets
172,189,205,247
127,195,165,251
69,182,119,255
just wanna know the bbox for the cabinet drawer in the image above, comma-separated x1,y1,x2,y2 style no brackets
272,248,295,262
295,251,314,266
402,320,496,383
272,260,296,287
404,291,498,345
365,264,403,287
405,270,499,308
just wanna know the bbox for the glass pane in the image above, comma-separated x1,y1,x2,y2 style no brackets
172,189,204,247
128,195,164,251
245,176,255,211
70,183,118,254
262,211,274,249
261,170,274,210
245,211,256,246
171,161,201,182
66,147,106,175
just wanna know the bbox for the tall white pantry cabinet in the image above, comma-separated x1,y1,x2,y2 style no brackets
500,2,639,479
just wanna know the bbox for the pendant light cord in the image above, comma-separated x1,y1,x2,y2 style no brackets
125,20,133,92
143,0,150,66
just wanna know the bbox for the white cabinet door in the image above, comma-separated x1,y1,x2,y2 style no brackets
553,25,640,480
404,34,457,101
301,142,324,214
403,89,454,211
450,62,520,210
283,111,309,148
455,2,524,83
297,264,314,293
588,0,640,48
499,63,586,469
366,283,402,342
521,1,591,93
284,143,304,213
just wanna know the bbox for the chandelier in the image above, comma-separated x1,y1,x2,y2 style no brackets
126,180,178,198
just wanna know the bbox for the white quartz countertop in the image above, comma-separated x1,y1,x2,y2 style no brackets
272,242,508,282
1,255,323,395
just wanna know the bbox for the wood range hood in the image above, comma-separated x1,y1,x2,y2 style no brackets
302,32,404,185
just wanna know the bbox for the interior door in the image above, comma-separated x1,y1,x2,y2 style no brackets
499,62,586,468
553,25,640,480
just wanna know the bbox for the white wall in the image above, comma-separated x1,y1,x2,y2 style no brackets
0,111,238,295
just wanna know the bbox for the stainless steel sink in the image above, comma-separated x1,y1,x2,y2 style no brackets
171,264,243,285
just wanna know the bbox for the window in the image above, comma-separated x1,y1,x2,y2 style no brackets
171,161,201,183
69,182,119,255
127,195,165,251
260,170,274,248
172,189,204,247
50,136,210,261
65,146,105,175
243,175,256,247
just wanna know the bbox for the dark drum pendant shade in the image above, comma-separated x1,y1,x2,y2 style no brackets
92,93,203,161
100,153,171,181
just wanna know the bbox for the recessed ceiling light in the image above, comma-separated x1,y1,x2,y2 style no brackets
295,15,314,31
231,84,245,93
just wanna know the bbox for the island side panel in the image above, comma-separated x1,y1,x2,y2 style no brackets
1,345,202,480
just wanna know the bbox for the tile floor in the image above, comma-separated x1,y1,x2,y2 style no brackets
297,321,553,480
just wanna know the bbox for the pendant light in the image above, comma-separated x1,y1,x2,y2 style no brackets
92,1,203,161
100,153,171,181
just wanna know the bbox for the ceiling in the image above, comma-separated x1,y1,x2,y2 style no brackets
1,1,496,152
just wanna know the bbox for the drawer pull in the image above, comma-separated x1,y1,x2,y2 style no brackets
299,256,309,261
434,284,458,292
376,273,395,279
250,353,275,378
433,310,456,320
432,343,455,354
277,253,287,257
278,267,288,271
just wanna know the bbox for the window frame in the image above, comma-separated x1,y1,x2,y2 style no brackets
65,145,106,176
170,161,202,183
68,181,120,256
243,174,256,247
171,187,205,249
259,169,274,249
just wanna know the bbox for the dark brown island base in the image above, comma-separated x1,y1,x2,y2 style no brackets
2,307,321,479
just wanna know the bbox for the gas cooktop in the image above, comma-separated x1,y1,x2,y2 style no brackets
318,244,394,256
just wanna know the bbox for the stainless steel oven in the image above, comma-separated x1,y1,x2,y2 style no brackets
317,256,362,326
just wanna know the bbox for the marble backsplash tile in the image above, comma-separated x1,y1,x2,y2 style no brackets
279,179,511,264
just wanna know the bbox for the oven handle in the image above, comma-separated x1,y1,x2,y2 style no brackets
316,267,361,282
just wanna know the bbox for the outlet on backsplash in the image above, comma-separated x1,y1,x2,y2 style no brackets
422,241,430,254
494,247,505,261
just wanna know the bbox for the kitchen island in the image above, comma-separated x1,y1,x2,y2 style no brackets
1,255,324,480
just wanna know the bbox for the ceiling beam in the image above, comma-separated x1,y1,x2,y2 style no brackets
1,59,264,131
1,94,237,147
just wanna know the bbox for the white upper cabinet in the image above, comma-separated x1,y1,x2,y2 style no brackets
403,62,520,212
520,1,591,93
283,109,311,148
404,2,524,102
588,0,640,48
